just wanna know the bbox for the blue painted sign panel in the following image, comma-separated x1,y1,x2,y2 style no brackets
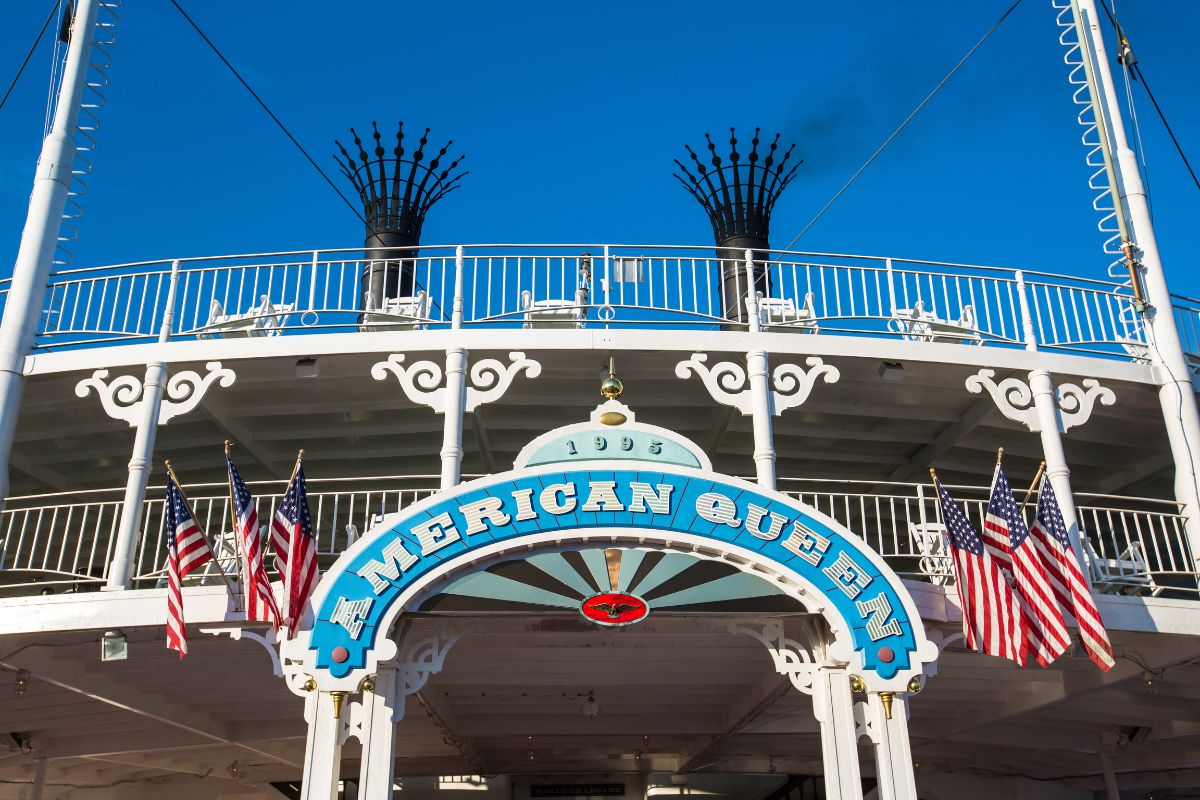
310,467,921,682
522,429,701,468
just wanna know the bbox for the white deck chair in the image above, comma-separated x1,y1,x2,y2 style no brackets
198,294,293,338
908,522,953,587
520,288,587,329
1083,539,1162,596
756,292,819,334
361,291,430,332
890,300,982,345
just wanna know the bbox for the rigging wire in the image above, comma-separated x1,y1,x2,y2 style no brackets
1096,0,1200,193
0,1,60,116
167,0,365,224
781,0,1024,251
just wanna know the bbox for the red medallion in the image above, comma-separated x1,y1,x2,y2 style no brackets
580,592,649,626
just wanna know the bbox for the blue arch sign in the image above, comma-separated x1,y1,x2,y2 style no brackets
305,464,932,687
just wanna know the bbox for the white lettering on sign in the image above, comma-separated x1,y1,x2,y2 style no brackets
540,483,577,514
856,593,904,641
746,504,787,540
330,596,374,639
460,497,512,535
512,488,538,521
411,512,462,556
696,492,742,527
582,481,625,512
628,482,673,514
823,551,873,599
357,535,419,593
781,521,830,566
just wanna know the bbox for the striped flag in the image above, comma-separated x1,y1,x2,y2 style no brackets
935,475,1025,665
226,453,281,629
272,458,319,632
1030,477,1115,671
165,471,215,658
984,464,1071,667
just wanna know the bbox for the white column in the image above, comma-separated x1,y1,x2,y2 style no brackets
29,757,47,800
1099,752,1120,800
301,691,346,800
0,0,102,512
440,347,468,490
814,668,863,800
869,694,917,800
357,665,400,799
745,250,776,490
106,260,181,590
1075,0,1200,555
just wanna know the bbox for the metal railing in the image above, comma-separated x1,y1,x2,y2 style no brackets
0,475,1193,599
24,245,1173,361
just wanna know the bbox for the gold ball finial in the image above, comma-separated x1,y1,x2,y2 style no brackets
601,357,623,400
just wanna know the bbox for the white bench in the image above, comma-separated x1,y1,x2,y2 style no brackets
890,300,981,345
198,295,293,339
520,288,587,329
360,291,430,332
1083,538,1162,596
756,293,819,334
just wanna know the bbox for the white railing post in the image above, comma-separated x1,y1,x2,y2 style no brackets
0,0,102,514
106,260,180,590
452,246,465,330
1015,270,1038,351
744,250,776,490
885,258,898,317
308,250,319,313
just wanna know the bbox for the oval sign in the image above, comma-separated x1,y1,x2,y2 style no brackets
580,593,649,627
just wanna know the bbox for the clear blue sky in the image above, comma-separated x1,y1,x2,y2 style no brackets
0,1,1197,293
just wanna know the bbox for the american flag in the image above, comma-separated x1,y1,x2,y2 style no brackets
226,454,281,628
1030,477,1115,671
165,471,215,658
272,460,319,632
984,465,1071,667
935,475,1025,665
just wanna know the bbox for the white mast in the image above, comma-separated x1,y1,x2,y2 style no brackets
1070,0,1200,555
0,0,103,510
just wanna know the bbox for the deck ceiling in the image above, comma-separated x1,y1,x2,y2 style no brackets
10,347,1172,498
0,613,1197,796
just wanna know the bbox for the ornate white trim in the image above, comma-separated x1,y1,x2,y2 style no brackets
75,361,235,427
198,625,282,677
1056,379,1116,432
675,353,839,417
964,369,1038,431
371,352,541,414
398,625,467,698
853,699,878,744
728,620,818,695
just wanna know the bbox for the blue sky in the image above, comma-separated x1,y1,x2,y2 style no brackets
0,1,1197,294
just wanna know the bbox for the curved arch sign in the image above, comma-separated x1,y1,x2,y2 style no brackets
303,463,935,690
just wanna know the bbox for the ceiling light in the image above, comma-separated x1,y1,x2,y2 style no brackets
879,361,904,381
295,358,319,378
101,630,127,661
580,690,601,718
13,670,29,696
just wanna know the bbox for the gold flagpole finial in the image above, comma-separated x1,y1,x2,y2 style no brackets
298,449,305,462
224,439,233,454
996,447,1004,467
928,467,938,482
600,356,623,400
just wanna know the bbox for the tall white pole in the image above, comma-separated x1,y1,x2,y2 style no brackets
744,250,776,490
0,0,102,511
106,261,181,590
1073,0,1200,556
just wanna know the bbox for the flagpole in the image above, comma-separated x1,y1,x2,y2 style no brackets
1021,460,1048,511
165,460,239,603
282,449,303,635
224,441,247,613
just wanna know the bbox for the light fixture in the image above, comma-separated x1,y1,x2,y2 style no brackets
295,357,319,378
13,670,29,696
580,690,601,718
101,630,128,661
878,361,904,381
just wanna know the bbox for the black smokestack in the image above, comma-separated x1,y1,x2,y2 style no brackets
335,122,467,309
674,128,801,323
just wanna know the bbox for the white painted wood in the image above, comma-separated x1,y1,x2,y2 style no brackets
869,693,918,800
357,665,400,798
813,667,863,800
300,691,345,800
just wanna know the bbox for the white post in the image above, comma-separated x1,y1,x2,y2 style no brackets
30,757,47,800
869,693,917,800
1074,0,1200,557
357,664,400,798
451,246,465,330
813,668,863,800
1099,752,1120,800
106,260,182,590
300,691,346,800
745,250,776,490
440,347,468,490
0,0,102,512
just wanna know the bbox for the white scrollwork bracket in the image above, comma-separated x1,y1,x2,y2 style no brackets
199,625,282,677
676,353,839,417
1056,379,1116,433
727,620,818,695
371,352,541,414
75,361,236,427
965,369,1039,431
398,625,469,699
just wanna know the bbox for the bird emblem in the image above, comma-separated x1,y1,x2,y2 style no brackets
587,600,639,619
580,592,648,626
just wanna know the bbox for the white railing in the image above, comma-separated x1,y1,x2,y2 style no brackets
25,245,1170,361
0,475,1193,597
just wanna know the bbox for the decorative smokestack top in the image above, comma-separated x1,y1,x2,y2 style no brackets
673,127,801,247
334,121,467,244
